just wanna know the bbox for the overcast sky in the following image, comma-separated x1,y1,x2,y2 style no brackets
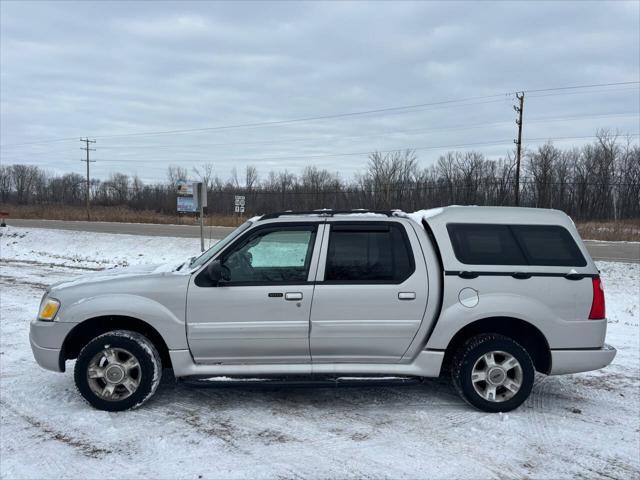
1,0,638,183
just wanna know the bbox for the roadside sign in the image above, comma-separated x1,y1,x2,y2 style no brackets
176,180,207,252
234,205,245,213
177,181,206,212
176,180,194,196
177,196,197,213
234,195,245,207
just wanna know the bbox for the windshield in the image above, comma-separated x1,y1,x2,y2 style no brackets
188,220,255,269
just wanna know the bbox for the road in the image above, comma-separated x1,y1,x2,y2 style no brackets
5,218,640,263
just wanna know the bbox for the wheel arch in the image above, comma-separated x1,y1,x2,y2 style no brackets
440,316,551,375
61,315,172,372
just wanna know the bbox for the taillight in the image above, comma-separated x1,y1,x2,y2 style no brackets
589,277,606,320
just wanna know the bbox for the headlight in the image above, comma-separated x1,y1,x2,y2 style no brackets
38,298,60,321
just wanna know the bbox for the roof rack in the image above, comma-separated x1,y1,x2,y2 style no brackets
259,209,401,220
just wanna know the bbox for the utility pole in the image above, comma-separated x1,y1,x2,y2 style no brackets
513,92,524,206
80,138,96,221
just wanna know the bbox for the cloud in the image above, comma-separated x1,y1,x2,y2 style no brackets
116,14,211,38
0,0,638,182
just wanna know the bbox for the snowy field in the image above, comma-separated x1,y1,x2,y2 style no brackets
1,226,639,480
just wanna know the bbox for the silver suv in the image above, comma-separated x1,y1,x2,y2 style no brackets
30,207,616,412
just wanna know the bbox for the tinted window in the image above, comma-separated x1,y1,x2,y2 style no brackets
511,225,586,267
222,226,316,283
325,224,414,283
447,223,587,267
447,224,526,265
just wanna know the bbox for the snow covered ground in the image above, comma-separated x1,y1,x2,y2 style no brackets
1,226,639,480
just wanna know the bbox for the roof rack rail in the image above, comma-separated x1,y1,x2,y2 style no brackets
259,209,401,220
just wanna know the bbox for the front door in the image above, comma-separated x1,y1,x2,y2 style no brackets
309,221,429,363
187,223,323,364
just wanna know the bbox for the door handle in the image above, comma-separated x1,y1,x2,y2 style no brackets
511,272,532,280
285,292,303,301
458,271,479,279
398,292,416,300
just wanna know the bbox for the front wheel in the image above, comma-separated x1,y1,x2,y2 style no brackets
74,330,162,411
451,333,534,412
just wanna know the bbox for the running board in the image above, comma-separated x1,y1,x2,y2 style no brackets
180,375,422,389
169,350,445,379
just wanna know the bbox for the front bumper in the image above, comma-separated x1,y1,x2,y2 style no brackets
30,334,63,372
29,319,76,372
549,344,617,375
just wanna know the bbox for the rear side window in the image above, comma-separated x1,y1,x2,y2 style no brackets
447,224,526,265
325,223,414,283
511,225,586,266
447,223,586,267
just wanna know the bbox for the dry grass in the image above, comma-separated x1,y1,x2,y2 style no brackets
576,220,640,242
0,204,242,227
2,204,638,241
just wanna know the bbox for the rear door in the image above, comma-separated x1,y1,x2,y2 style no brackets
309,220,429,363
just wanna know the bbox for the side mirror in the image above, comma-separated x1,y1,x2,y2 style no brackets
206,259,230,284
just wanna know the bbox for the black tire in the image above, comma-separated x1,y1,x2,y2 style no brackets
74,330,162,412
451,333,534,412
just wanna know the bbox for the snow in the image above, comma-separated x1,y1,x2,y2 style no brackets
1,226,639,479
406,207,444,225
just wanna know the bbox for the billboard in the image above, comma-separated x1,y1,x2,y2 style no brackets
176,181,194,196
177,196,197,213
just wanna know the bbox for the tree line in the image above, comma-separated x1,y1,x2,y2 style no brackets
1,131,638,220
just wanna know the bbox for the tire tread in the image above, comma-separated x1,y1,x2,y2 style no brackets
74,329,162,412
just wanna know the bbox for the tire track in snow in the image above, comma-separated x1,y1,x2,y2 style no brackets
0,258,104,271
0,400,113,459
0,275,49,290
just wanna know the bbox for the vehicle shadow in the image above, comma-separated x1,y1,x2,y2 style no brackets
152,372,469,412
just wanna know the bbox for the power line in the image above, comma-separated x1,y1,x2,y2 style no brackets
524,81,639,94
0,110,635,164
91,111,640,151
75,133,640,165
527,86,639,100
2,132,637,169
47,84,640,141
0,137,80,149
3,110,637,156
1,81,637,147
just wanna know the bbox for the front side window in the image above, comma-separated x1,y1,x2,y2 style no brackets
189,220,254,269
324,223,414,283
221,226,316,284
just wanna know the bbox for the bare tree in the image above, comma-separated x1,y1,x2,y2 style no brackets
167,165,189,188
527,142,560,208
193,163,215,190
0,165,12,202
363,149,417,208
10,164,40,203
228,167,240,189
1,133,638,220
245,165,259,190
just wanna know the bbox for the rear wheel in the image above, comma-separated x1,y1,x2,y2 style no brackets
452,333,534,412
74,330,162,411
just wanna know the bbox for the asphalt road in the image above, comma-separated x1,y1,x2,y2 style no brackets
5,218,640,263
